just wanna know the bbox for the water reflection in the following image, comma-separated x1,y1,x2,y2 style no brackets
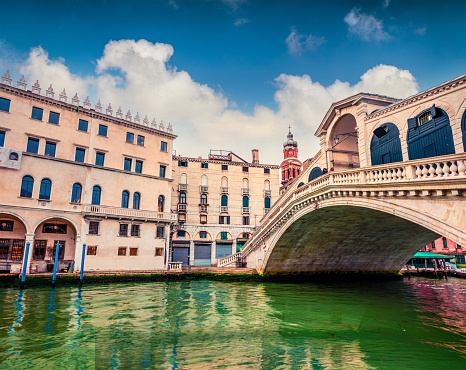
0,279,465,368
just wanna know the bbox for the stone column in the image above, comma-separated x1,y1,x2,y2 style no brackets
23,233,35,274
73,235,83,272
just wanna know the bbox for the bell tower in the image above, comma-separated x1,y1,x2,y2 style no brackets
281,126,302,186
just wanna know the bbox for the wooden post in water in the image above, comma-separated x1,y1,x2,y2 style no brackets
20,242,30,289
80,243,86,286
52,241,60,287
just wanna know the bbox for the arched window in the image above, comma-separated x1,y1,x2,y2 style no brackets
242,178,249,189
180,173,187,184
200,194,208,204
221,195,228,207
242,196,249,207
201,174,208,186
121,190,130,208
370,123,403,165
297,182,305,188
264,180,270,190
221,177,228,188
71,183,82,203
309,167,323,181
92,186,101,205
39,178,52,200
179,192,187,204
158,195,165,212
20,176,34,198
133,192,141,210
264,197,271,209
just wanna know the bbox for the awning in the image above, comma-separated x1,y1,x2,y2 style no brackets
411,252,453,259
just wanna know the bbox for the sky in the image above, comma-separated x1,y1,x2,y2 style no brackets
0,0,465,165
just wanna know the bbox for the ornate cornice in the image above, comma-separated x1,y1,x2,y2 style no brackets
173,155,280,169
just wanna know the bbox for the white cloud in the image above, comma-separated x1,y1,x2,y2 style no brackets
14,40,418,164
382,0,390,8
285,27,325,56
414,26,427,35
234,18,248,26
344,8,391,41
220,0,247,12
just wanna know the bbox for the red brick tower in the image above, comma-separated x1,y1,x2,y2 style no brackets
281,126,302,186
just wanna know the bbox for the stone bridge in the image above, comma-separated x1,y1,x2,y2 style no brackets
219,153,466,274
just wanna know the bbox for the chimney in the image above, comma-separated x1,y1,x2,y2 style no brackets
252,149,259,164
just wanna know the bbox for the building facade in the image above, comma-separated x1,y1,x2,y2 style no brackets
170,150,280,266
0,73,176,273
280,128,302,187
422,237,465,264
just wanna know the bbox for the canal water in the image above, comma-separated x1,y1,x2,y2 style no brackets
1,278,466,369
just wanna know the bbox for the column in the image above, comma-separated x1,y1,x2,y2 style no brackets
23,233,35,274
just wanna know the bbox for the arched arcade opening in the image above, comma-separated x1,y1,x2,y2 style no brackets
0,213,28,272
329,114,359,171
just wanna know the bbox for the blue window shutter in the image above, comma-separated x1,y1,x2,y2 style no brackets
227,216,230,224
430,105,439,118
219,216,222,224
407,118,417,130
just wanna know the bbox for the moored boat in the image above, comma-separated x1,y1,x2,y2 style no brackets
455,268,466,278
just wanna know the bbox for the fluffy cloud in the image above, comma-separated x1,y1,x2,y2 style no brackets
234,18,249,26
285,28,325,55
414,26,427,36
14,40,418,164
382,0,390,8
344,8,391,41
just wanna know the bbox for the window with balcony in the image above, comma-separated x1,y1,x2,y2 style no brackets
78,119,88,132
159,165,166,178
119,223,128,236
0,97,10,112
45,141,56,157
75,148,85,162
265,197,271,209
92,186,101,205
20,176,34,198
135,160,143,173
48,111,60,125
179,192,187,203
131,225,140,237
137,135,145,146
158,195,165,212
133,192,141,210
39,178,52,200
156,226,165,238
71,183,82,203
26,138,39,154
95,152,105,166
31,107,43,120
200,194,208,205
124,157,132,171
126,132,134,143
121,190,130,208
89,221,99,235
221,195,228,207
160,141,168,152
98,124,108,137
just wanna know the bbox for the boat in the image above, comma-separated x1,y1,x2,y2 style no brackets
455,268,466,278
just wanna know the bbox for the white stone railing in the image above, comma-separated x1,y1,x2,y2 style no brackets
83,204,176,221
245,153,466,255
218,252,242,267
168,262,183,272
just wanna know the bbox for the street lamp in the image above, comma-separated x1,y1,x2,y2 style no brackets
333,131,358,146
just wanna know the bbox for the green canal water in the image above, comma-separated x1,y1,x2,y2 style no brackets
1,278,466,369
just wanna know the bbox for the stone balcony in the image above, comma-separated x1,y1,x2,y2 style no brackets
200,186,209,193
264,190,272,197
220,187,229,194
179,184,188,191
83,204,176,222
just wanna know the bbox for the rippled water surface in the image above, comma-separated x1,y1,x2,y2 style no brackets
1,278,466,369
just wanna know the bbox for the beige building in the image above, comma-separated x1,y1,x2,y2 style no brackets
171,150,280,266
0,72,176,273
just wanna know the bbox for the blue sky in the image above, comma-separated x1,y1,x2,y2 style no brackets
1,0,465,164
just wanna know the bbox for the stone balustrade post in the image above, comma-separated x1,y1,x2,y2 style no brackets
405,165,416,179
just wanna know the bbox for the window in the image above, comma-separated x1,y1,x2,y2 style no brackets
33,240,46,260
243,216,250,225
200,231,207,239
129,247,138,256
179,193,187,203
121,190,130,208
87,246,97,255
156,226,165,238
178,160,188,167
242,166,248,172
95,152,105,166
242,196,249,208
75,148,85,162
52,241,65,259
201,162,208,169
135,160,143,173
155,248,163,256
220,232,228,240
222,165,228,171
42,224,67,234
126,132,134,143
39,178,52,200
177,230,186,238
219,216,230,224
71,183,82,203
265,197,271,209
78,119,88,132
159,165,166,178
158,195,165,212
0,221,14,231
443,237,448,249
44,141,56,157
48,111,60,125
124,157,132,171
119,224,128,237
0,131,5,147
89,221,99,235
20,176,34,198
92,186,101,205
137,135,145,146
0,97,10,112
264,168,270,174
133,192,141,210
178,213,186,222
31,107,43,120
200,214,207,224
131,224,140,237
118,247,127,256
200,194,208,204
418,111,432,125
98,125,108,137
221,195,228,207
160,141,168,152
27,138,39,153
